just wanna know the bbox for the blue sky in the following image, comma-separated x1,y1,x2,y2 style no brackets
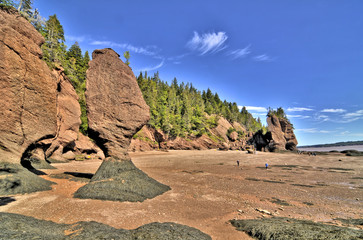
33,0,363,146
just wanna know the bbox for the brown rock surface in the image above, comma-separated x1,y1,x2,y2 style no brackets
0,7,56,194
0,7,57,164
45,68,82,162
209,117,233,142
229,131,239,142
74,49,170,202
85,48,150,157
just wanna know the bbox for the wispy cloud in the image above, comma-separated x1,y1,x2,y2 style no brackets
287,115,311,119
167,53,190,64
139,59,165,72
296,128,331,134
321,108,346,113
239,106,268,112
65,35,86,43
90,40,158,56
343,110,363,119
228,45,251,59
187,31,228,55
316,114,330,122
253,54,274,62
287,107,314,112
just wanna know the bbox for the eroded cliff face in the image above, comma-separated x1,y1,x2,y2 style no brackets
0,7,57,164
74,49,170,202
0,7,57,194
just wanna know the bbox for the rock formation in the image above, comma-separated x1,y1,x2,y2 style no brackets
42,68,103,162
0,7,56,194
267,115,298,151
44,68,82,162
74,49,170,202
0,212,212,240
249,115,298,152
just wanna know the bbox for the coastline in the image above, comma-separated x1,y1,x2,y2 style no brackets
298,144,363,152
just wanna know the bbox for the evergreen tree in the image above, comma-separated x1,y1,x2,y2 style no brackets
123,51,130,66
0,0,15,7
136,72,265,138
42,14,66,67
17,0,32,16
83,51,90,67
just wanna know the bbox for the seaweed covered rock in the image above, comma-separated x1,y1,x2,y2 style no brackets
74,155,170,202
74,48,170,202
0,162,53,195
0,7,56,194
0,212,212,240
230,217,363,240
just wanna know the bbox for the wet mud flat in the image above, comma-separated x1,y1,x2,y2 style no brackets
0,150,362,239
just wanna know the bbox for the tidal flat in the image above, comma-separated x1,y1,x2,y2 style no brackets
1,150,362,239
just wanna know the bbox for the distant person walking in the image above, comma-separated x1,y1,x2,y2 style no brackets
265,163,268,169
237,160,240,167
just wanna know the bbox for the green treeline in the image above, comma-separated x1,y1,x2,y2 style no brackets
137,72,266,137
1,1,90,134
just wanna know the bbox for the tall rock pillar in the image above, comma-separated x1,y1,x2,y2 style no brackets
74,49,170,202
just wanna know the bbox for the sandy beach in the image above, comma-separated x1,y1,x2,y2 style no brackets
1,150,362,239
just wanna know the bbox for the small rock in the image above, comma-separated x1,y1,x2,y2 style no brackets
255,208,272,215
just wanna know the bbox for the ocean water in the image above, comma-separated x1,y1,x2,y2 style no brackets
298,145,363,152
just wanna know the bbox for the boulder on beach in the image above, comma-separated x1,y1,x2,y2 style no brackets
74,48,170,202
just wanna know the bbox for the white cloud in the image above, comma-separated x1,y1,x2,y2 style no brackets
287,107,314,112
139,59,165,72
228,45,251,59
239,106,268,112
90,40,157,56
187,31,228,55
253,54,274,62
321,108,346,113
